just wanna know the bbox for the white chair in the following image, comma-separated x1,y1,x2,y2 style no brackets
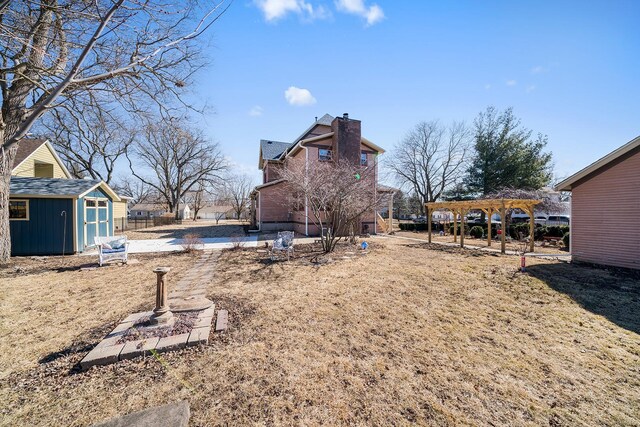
94,235,130,266
271,231,295,261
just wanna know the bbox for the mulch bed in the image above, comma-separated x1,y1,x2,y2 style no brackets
116,310,203,344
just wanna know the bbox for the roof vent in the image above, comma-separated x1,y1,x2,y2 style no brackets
315,116,318,122
267,140,272,144
343,113,349,120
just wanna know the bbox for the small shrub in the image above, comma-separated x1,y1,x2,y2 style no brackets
535,226,548,240
229,234,246,251
181,233,203,253
562,232,570,248
470,226,483,238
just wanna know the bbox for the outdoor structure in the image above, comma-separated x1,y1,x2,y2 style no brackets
425,199,541,254
10,138,131,249
129,202,191,220
9,177,122,255
249,113,385,235
196,205,235,220
556,135,640,270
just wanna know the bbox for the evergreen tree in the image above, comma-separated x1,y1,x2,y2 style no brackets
465,107,553,196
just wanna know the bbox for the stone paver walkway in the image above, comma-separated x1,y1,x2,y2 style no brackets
169,250,220,312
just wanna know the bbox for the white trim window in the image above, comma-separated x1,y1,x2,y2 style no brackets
9,199,29,221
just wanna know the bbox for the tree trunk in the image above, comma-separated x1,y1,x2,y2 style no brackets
0,141,18,264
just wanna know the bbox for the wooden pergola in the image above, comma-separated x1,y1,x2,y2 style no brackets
424,199,541,254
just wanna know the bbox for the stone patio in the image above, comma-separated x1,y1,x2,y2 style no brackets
80,250,229,370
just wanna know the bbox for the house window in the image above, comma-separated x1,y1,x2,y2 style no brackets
361,152,368,166
137,212,142,216
98,200,107,207
9,200,29,220
318,148,332,161
86,199,96,207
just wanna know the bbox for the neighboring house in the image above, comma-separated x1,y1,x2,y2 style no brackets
129,203,191,220
249,113,385,235
556,135,640,270
11,138,71,179
9,177,121,255
196,205,235,220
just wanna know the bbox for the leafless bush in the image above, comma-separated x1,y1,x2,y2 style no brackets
181,233,203,253
229,234,246,251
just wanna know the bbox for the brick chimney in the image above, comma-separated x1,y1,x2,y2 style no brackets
331,113,361,165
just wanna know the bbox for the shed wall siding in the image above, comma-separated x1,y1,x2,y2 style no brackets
10,198,75,256
572,148,640,270
12,144,67,178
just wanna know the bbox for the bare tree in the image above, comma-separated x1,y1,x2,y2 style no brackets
387,121,470,212
280,159,379,253
0,0,232,263
129,118,227,220
112,178,153,205
42,108,133,183
224,173,254,221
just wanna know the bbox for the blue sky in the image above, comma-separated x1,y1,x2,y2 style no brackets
191,0,640,186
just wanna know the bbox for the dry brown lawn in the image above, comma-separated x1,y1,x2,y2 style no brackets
1,238,639,426
124,219,247,240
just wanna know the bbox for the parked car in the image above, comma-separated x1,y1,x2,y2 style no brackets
545,215,570,226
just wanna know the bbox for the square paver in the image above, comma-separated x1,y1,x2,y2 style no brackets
120,337,160,360
122,311,153,323
193,316,213,329
201,305,215,318
80,343,125,370
188,326,211,346
156,333,190,353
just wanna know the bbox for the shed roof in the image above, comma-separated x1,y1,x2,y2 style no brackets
10,177,103,197
555,135,640,191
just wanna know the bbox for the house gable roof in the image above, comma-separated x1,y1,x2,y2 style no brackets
11,139,72,179
10,177,107,198
555,135,640,191
259,140,292,163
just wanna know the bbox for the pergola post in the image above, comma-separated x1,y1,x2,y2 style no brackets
500,203,506,254
460,209,465,248
486,208,492,247
453,209,457,242
388,192,394,233
427,206,432,243
528,206,535,253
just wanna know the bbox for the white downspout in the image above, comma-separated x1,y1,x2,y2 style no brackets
257,190,261,231
373,152,378,234
304,146,309,236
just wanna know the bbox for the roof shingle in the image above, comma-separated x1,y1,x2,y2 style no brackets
10,177,101,197
13,138,47,168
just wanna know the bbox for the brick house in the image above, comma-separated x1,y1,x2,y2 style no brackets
249,113,385,235
555,135,640,270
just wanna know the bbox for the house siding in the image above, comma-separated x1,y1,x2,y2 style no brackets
12,144,67,178
571,147,640,270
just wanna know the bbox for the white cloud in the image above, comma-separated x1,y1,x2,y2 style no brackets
249,105,264,116
284,86,317,106
254,0,328,22
335,0,385,26
506,80,517,86
526,85,536,93
531,65,547,74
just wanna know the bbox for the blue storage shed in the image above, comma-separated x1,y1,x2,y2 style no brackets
9,177,121,256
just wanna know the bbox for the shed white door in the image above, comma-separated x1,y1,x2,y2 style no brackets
85,198,109,246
